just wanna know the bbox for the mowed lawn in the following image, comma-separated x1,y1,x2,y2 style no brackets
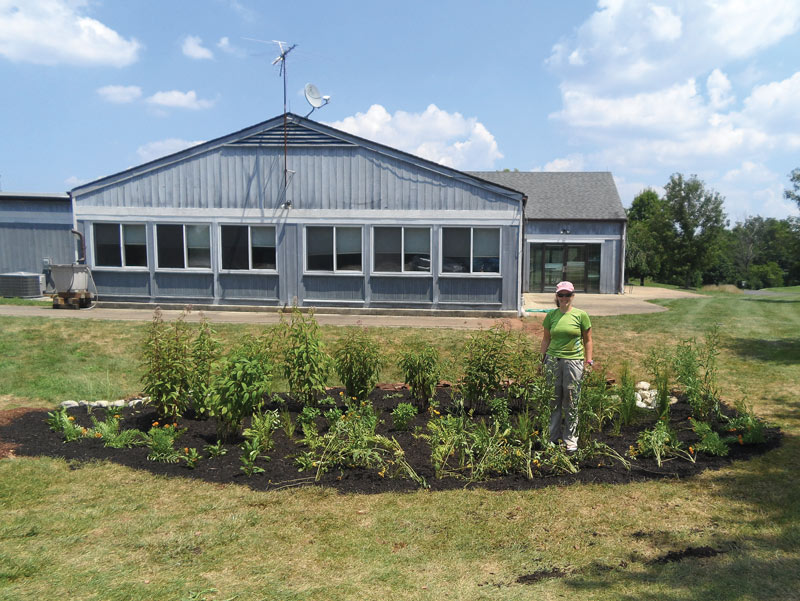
1,290,799,601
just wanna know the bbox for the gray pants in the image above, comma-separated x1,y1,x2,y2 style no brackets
544,356,584,451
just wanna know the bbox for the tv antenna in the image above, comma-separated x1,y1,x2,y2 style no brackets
304,83,330,118
270,41,296,194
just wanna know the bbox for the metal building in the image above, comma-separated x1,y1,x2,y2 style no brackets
70,113,526,313
0,192,75,273
469,171,627,294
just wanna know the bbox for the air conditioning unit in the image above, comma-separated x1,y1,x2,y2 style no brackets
0,272,45,298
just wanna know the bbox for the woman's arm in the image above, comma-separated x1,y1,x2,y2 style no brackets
540,328,550,357
583,327,593,366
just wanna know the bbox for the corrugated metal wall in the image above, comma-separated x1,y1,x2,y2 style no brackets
0,198,75,273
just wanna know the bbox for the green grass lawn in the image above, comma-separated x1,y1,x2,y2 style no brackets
1,290,799,600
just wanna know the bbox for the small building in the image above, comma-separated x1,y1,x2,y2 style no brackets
469,171,627,294
0,192,75,273
70,113,526,313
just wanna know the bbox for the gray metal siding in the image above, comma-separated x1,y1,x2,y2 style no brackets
153,273,214,299
526,220,624,237
75,146,519,214
218,273,279,301
302,275,365,302
370,277,433,303
93,271,151,298
439,278,502,304
0,224,75,273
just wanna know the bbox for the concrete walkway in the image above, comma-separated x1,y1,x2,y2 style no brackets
0,286,701,329
523,285,702,317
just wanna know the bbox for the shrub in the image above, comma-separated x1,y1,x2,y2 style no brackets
141,309,194,420
46,407,83,442
208,334,276,442
636,419,692,467
334,329,384,401
725,399,767,444
242,409,281,453
460,325,510,410
144,424,186,463
188,318,220,417
644,346,672,417
505,333,550,415
578,367,617,441
281,309,333,406
398,341,441,409
391,402,417,431
612,361,639,433
488,397,511,432
691,420,729,456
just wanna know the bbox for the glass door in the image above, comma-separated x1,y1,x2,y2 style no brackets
528,243,602,292
565,245,586,291
543,245,564,291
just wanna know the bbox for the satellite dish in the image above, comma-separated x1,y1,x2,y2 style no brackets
304,83,330,117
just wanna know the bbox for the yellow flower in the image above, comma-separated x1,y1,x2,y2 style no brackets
68,416,75,421
114,414,120,419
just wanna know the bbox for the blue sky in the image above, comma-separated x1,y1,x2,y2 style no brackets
1,0,799,221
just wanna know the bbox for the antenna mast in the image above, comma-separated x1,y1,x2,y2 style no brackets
272,41,296,193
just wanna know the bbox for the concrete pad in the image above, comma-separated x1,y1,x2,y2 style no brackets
523,285,702,317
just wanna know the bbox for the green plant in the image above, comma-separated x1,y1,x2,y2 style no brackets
85,410,145,449
333,329,384,401
281,309,333,406
242,409,281,453
281,409,296,439
183,447,201,469
487,397,511,432
239,438,267,477
140,308,194,420
644,346,672,417
612,361,639,433
636,419,692,467
144,424,186,463
203,441,227,458
391,402,417,431
398,341,441,409
575,440,631,470
46,407,83,442
725,399,767,444
459,325,510,410
188,318,220,417
208,333,275,441
691,420,729,456
505,333,550,413
578,367,617,441
421,414,473,479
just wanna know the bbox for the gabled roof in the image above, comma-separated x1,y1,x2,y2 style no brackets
71,113,524,203
468,171,626,221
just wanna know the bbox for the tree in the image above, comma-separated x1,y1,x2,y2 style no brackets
784,169,800,209
662,173,728,289
625,189,672,285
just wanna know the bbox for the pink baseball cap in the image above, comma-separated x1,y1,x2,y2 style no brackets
555,281,574,293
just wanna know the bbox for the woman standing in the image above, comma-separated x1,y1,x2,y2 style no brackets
540,281,593,453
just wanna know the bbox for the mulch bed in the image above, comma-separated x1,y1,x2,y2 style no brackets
0,387,781,494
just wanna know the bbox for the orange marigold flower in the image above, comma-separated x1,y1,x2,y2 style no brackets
68,416,75,421
152,421,159,427
95,432,102,438
738,434,744,445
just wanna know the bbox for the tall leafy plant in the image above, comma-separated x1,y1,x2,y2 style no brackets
281,309,333,407
334,328,384,401
459,325,510,410
398,341,441,410
188,318,220,417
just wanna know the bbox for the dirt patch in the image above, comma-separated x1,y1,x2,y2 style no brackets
649,545,724,564
0,388,781,495
516,568,570,584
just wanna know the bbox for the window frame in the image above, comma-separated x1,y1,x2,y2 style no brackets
303,225,364,275
439,226,502,277
218,224,278,273
154,223,212,272
90,222,149,270
371,225,433,276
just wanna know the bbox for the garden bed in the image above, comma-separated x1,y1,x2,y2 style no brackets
0,387,781,494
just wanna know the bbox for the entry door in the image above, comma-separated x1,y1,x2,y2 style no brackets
529,243,600,292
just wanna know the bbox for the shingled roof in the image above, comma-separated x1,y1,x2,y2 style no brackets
468,171,626,221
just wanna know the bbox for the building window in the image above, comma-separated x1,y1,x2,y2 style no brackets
442,227,500,274
156,224,211,269
306,226,362,272
93,223,147,267
373,226,431,273
221,225,276,270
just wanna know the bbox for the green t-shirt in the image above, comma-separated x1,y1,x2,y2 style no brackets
542,308,592,360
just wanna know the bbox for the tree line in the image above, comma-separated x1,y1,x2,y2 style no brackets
626,171,800,289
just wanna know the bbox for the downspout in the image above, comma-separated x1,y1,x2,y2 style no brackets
620,219,627,293
518,195,527,316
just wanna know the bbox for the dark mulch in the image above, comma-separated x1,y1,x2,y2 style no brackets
0,387,781,494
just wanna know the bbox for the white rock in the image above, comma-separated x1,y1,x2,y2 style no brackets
636,381,651,391
636,399,652,409
94,400,109,408
669,396,679,405
128,399,142,407
635,392,643,403
61,400,79,408
79,400,89,406
111,400,126,407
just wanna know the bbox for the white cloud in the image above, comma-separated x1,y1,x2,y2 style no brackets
647,4,682,42
709,0,800,58
181,35,213,60
0,0,141,66
533,154,586,172
136,139,205,163
97,84,142,104
326,104,503,170
146,90,216,110
64,175,87,188
217,36,244,57
707,69,734,110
